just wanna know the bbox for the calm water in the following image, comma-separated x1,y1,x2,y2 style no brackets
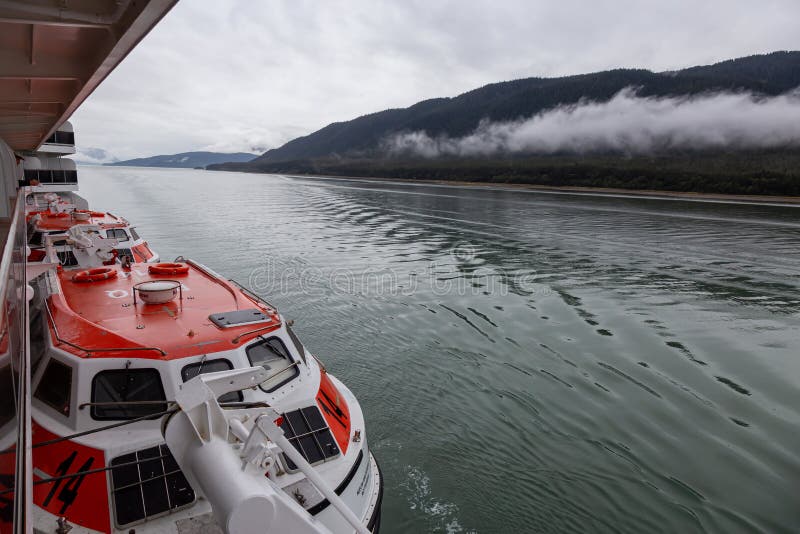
79,166,800,533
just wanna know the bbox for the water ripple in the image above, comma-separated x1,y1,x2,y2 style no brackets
79,168,800,533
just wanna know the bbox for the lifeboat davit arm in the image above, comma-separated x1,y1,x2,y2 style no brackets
164,367,370,534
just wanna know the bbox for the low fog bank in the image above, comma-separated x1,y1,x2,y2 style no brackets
385,88,800,157
69,147,119,165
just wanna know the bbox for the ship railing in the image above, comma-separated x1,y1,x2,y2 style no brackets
0,189,33,533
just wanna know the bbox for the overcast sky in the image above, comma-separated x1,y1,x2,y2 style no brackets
70,0,800,161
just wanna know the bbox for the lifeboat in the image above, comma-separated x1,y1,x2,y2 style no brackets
26,192,160,269
26,255,383,533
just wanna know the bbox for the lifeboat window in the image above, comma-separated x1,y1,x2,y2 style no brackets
106,228,129,242
116,248,134,262
56,250,78,267
34,359,72,417
130,227,140,241
279,407,340,470
246,337,299,393
110,444,195,527
0,366,16,427
28,230,44,247
49,232,68,247
286,325,307,364
181,359,243,403
91,369,168,420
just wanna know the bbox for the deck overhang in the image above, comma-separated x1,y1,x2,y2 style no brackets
0,0,178,152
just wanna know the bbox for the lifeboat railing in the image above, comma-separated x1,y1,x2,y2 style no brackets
227,278,277,310
43,299,167,356
178,258,280,317
180,257,241,309
231,324,287,344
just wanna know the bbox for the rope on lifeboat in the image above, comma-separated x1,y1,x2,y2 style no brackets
2,398,274,457
0,399,275,497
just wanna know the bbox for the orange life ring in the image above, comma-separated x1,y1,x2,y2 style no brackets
148,262,190,276
90,211,106,217
73,267,118,283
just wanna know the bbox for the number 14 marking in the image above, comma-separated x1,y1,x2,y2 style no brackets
42,451,94,515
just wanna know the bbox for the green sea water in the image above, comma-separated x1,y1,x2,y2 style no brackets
80,166,800,533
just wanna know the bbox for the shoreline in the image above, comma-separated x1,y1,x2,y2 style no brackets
281,173,800,206
116,163,799,206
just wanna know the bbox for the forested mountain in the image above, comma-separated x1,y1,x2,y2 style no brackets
109,151,256,168
230,52,800,165
209,52,800,196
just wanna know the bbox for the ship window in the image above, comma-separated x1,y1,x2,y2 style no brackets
45,131,75,145
106,229,129,242
279,407,340,471
110,443,195,527
130,228,140,241
286,325,307,364
34,359,72,417
181,359,242,403
246,337,298,393
91,369,167,420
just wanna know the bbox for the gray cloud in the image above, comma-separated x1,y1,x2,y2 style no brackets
385,88,800,157
69,1,800,160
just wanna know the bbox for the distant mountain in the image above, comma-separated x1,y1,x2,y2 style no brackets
109,151,257,168
211,51,800,169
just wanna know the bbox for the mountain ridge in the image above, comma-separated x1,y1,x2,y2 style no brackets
206,52,800,197
224,51,800,166
109,151,257,168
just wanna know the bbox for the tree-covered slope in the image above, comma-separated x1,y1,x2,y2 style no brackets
244,51,800,164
